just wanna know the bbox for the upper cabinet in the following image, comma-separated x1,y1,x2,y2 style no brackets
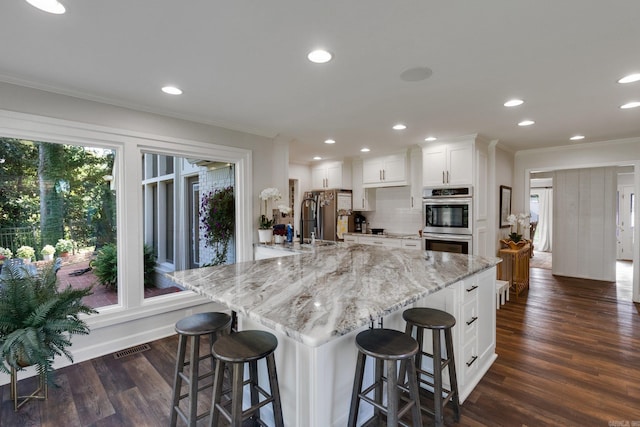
351,159,375,211
311,161,351,189
362,152,408,188
422,142,473,186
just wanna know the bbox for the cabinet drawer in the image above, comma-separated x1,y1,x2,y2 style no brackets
461,341,479,380
462,300,478,339
401,239,422,250
358,236,402,247
462,280,480,303
343,235,359,243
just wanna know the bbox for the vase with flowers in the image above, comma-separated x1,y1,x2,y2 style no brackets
502,212,530,249
258,187,282,243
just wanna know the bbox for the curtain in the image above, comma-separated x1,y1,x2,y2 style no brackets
536,188,553,252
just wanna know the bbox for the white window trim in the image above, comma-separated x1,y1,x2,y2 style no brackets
0,108,253,326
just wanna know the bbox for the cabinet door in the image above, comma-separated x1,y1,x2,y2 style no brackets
476,268,496,361
381,153,407,184
362,158,384,185
409,147,423,211
447,143,473,185
422,145,447,186
326,162,343,188
311,166,327,189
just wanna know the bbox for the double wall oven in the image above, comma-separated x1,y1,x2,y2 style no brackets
423,186,473,254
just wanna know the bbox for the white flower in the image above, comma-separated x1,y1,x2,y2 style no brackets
259,187,282,201
507,214,517,226
277,204,292,215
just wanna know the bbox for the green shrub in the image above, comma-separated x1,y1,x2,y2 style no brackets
92,243,117,290
92,243,157,291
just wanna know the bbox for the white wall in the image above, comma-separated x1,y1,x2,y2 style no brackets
494,145,515,253
552,167,617,281
514,137,640,301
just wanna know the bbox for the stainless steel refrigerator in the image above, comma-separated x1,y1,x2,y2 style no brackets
299,189,354,242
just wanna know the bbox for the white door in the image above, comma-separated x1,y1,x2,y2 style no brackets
617,185,634,260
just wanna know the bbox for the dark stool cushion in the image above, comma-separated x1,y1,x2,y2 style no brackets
212,330,278,363
403,307,456,329
356,328,419,360
175,312,231,336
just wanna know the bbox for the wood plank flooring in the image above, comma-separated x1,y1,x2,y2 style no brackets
1,266,639,426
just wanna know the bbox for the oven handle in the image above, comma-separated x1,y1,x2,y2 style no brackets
422,197,473,205
423,233,472,242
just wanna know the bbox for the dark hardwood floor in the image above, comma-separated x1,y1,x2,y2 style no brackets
1,266,639,426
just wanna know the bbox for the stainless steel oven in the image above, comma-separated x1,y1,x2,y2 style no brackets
423,186,473,235
424,233,472,255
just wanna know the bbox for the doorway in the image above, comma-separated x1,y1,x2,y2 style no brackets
617,184,635,261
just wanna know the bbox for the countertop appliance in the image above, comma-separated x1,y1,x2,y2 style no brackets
423,186,473,254
354,213,366,233
300,189,354,242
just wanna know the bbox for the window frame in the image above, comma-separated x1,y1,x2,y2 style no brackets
0,109,253,328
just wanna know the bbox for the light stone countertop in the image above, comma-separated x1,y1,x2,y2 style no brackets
168,243,500,347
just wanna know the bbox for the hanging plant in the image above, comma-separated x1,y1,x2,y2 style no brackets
200,186,235,266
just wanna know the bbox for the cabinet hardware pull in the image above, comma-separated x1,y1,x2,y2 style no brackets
362,198,365,207
374,241,383,244
411,196,414,208
442,171,445,183
379,170,382,181
466,285,478,292
466,355,478,367
466,316,478,326
447,170,450,183
382,169,385,180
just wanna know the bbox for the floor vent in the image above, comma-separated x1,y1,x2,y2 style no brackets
113,343,151,359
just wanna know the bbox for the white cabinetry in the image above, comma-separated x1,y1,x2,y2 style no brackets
312,161,350,189
422,142,472,186
351,159,375,211
409,146,423,211
362,152,408,188
343,234,422,250
412,266,496,402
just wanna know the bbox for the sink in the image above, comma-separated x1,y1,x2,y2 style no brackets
300,240,337,247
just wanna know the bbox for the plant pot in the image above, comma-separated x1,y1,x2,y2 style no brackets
501,239,527,250
59,251,69,258
42,254,54,261
258,229,273,244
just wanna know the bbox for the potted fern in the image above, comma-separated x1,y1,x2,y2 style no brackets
0,262,97,389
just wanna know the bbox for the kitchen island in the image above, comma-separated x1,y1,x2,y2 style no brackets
169,243,500,426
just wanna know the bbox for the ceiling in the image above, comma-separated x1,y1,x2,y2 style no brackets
1,1,639,164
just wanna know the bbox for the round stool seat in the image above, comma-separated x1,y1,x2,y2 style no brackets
175,312,232,336
356,328,419,360
212,330,278,363
403,307,456,330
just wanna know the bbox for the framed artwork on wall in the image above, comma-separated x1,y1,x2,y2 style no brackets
499,185,512,228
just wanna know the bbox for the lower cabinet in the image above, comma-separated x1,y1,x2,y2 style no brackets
410,266,496,402
342,234,423,250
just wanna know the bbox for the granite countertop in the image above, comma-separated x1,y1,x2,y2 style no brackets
168,244,500,347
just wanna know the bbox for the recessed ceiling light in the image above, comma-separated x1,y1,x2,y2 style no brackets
392,124,407,130
518,120,535,126
324,139,336,144
504,99,524,107
620,101,640,109
360,148,370,153
307,50,332,64
424,136,437,142
570,135,585,141
25,0,65,14
162,86,183,95
618,73,640,84
313,156,322,160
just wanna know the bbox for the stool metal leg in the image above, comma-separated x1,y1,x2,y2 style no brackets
210,359,226,427
249,360,260,423
405,359,423,427
266,354,285,427
187,335,201,427
374,357,384,419
231,363,244,427
386,359,398,427
170,334,188,426
445,328,461,421
348,351,366,427
433,329,444,427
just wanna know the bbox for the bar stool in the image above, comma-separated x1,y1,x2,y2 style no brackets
402,307,461,427
347,328,422,427
210,330,284,427
170,312,232,427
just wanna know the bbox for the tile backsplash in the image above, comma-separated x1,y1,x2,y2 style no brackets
360,187,422,235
